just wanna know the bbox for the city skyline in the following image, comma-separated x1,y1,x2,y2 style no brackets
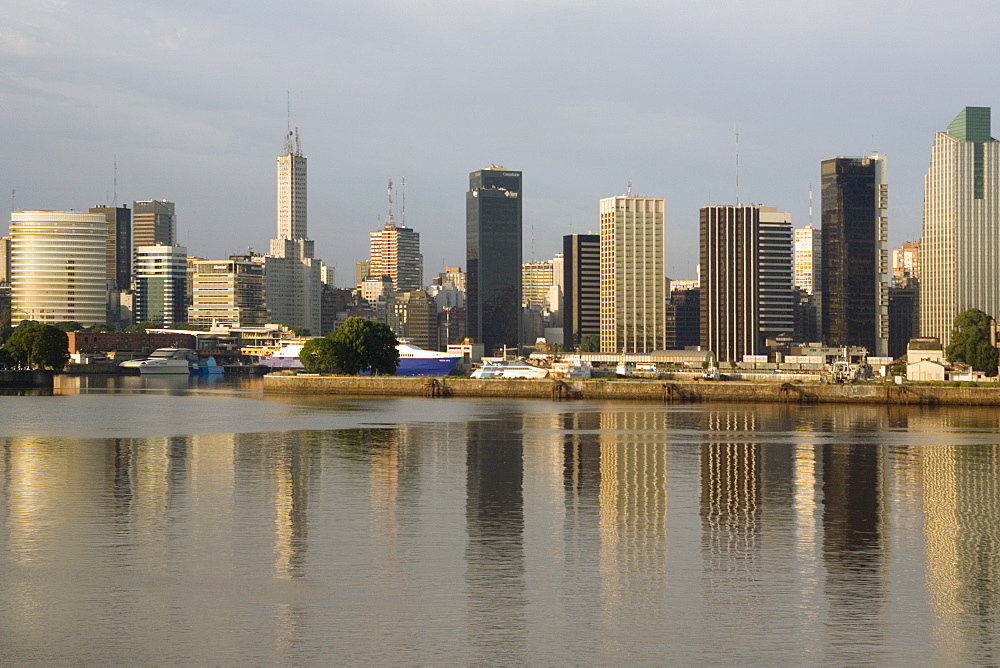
3,2,995,284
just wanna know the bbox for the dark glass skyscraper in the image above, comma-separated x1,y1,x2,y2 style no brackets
467,167,522,354
820,154,889,356
562,233,600,350
89,205,132,290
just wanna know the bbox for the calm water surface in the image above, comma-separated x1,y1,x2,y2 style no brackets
2,375,999,664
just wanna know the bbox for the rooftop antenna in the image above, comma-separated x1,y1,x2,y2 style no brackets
10,188,14,213
384,179,394,227
113,155,118,207
626,180,633,197
531,223,535,261
287,91,291,135
400,176,406,228
808,183,813,227
735,124,740,205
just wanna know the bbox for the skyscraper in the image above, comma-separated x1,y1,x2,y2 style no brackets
793,226,821,295
700,205,793,362
467,166,522,354
368,180,423,292
266,129,323,334
922,107,1000,345
133,200,175,248
10,211,108,326
89,205,132,290
600,188,668,354
187,255,269,328
134,244,187,326
820,154,889,356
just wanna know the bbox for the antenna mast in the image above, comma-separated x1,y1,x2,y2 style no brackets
735,125,740,205
113,155,118,207
808,183,813,227
400,176,406,228
384,179,394,227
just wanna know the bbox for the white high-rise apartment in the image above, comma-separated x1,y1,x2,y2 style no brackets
793,226,821,295
266,129,322,334
921,107,1000,345
522,259,554,307
10,211,108,326
599,186,668,354
188,256,269,328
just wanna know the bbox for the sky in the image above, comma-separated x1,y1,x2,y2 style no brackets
3,0,998,286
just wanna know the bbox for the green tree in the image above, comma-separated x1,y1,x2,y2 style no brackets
86,322,116,332
125,321,155,333
579,334,600,353
329,317,399,375
292,326,312,337
3,324,69,371
53,321,84,333
300,337,341,374
946,308,999,376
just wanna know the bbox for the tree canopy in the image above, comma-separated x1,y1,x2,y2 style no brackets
3,324,70,371
946,308,998,377
301,318,399,375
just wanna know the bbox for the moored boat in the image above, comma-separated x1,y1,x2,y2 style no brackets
119,348,199,374
470,359,549,379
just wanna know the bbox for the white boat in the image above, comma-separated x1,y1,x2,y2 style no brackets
549,360,593,379
119,348,199,374
470,359,549,379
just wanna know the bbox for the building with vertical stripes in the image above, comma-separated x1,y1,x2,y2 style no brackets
563,234,600,350
599,188,667,354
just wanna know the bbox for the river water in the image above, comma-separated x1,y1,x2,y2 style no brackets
1,375,999,664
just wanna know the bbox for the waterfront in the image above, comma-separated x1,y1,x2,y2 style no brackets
2,377,999,664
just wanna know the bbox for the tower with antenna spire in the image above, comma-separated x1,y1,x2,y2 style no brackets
265,127,323,334
369,178,423,292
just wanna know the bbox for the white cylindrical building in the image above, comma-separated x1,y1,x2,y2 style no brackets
10,211,108,326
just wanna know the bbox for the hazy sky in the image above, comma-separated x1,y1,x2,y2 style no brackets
3,1,997,285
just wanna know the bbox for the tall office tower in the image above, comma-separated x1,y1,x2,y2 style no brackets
794,226,821,294
266,129,323,334
889,279,920,359
666,286,700,349
700,205,794,362
133,200,175,248
134,245,187,326
923,107,1000,345
562,234,600,350
187,256,269,328
10,211,108,326
821,154,889,356
369,181,423,291
0,235,10,283
466,166,522,354
387,290,436,349
891,240,921,283
522,259,554,306
600,188,668,354
89,205,132,290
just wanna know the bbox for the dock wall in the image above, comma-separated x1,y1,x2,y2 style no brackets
262,375,1000,406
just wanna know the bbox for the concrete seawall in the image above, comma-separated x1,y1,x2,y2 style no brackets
262,374,1000,406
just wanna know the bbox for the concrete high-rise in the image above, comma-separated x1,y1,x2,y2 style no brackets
89,205,132,290
266,129,323,334
700,205,793,362
187,256,269,328
922,107,1000,345
466,166,521,354
821,154,889,356
794,226,821,295
562,234,600,351
600,188,668,354
134,245,187,326
10,211,108,326
133,200,175,248
369,181,423,292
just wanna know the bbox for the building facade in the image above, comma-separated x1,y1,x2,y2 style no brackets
821,154,889,356
134,244,187,326
132,200,175,249
922,107,1000,345
466,166,522,354
892,240,921,283
89,205,132,290
794,225,821,295
387,290,436,350
187,255,269,328
700,205,793,362
369,222,423,292
599,189,668,354
10,211,108,326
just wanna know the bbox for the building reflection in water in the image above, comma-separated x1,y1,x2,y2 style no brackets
921,442,1000,663
598,409,668,650
465,411,527,663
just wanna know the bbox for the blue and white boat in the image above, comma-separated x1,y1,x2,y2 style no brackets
470,359,549,379
259,340,462,377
